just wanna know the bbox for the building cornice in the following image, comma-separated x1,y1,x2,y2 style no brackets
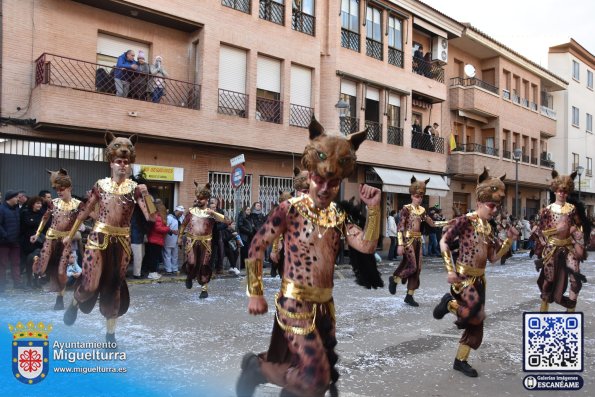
390,0,463,38
549,39,595,69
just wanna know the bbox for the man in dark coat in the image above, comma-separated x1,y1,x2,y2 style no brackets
0,190,23,291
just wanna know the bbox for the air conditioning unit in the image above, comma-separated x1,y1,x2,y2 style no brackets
432,36,448,64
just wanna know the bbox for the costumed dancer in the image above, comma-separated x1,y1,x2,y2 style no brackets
534,170,588,312
32,169,82,310
388,176,444,306
63,132,156,343
177,182,229,299
270,168,310,278
236,117,381,397
432,167,517,377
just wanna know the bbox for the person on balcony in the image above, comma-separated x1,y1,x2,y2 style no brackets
130,51,150,100
114,50,138,98
149,55,168,103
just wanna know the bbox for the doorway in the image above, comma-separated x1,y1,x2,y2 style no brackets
146,181,175,211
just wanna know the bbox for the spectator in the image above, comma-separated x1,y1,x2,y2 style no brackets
209,198,228,275
145,200,169,280
65,252,82,287
20,196,44,286
149,55,168,103
249,201,266,235
0,190,23,291
114,49,138,97
386,210,397,260
17,191,28,210
130,205,148,279
237,206,254,269
221,222,241,275
38,190,52,215
163,206,182,275
131,50,150,100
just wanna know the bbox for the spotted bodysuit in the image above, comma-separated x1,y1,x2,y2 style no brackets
393,204,430,291
180,207,219,286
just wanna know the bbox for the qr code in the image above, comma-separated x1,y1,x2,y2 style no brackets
523,312,583,372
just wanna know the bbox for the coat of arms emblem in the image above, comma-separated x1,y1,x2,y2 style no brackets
9,321,52,384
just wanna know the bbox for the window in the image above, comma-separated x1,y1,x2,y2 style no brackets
259,175,294,214
587,113,593,133
588,70,593,90
96,33,149,69
572,60,580,80
208,171,252,219
339,80,358,135
341,0,359,51
292,0,315,35
218,45,248,117
572,106,580,126
388,16,402,50
365,7,382,60
256,56,282,123
222,0,251,14
587,157,593,177
289,64,313,128
260,0,284,25
572,153,579,172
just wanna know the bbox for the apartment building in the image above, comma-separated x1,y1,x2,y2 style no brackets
443,24,567,220
548,39,595,217
0,0,461,226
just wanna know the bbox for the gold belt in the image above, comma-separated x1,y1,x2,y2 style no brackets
452,262,486,294
281,279,333,303
45,228,69,240
542,227,557,238
406,231,422,238
547,236,573,247
274,292,317,335
92,221,130,236
186,233,212,253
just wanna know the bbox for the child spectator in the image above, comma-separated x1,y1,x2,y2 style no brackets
66,253,82,287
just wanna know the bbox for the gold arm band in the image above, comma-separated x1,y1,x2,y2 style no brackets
442,250,455,273
495,238,512,258
34,217,49,239
397,232,404,246
363,206,380,242
434,220,448,227
211,211,225,222
245,258,264,297
67,219,83,240
272,235,282,254
144,194,157,214
177,223,186,245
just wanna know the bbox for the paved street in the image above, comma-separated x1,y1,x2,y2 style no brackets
1,252,593,397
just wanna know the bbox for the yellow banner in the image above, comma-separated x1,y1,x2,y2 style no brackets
140,165,175,181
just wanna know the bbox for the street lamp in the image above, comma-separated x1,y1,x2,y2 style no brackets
513,148,522,220
576,165,584,201
335,98,350,135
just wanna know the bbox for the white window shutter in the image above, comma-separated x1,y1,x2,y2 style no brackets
388,93,401,106
366,86,380,101
96,33,149,61
257,56,281,93
290,65,312,107
219,45,247,94
341,80,357,96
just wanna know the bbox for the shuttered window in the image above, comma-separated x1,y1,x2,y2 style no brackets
388,93,400,107
219,45,247,93
366,86,379,101
257,56,281,93
290,65,312,107
341,80,357,96
96,33,149,67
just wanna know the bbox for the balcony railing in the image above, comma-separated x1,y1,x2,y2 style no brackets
388,47,404,68
34,53,201,110
521,98,529,108
530,101,538,111
411,132,444,153
222,0,250,14
540,105,557,119
531,157,538,165
292,10,315,36
522,155,530,163
503,89,511,100
586,170,593,177
454,143,499,157
340,116,359,135
540,157,555,168
365,120,382,142
366,38,383,61
412,56,444,83
256,96,283,124
341,29,360,52
450,77,499,94
512,93,521,104
218,88,248,117
289,104,313,128
259,0,284,25
387,126,404,146
503,150,511,159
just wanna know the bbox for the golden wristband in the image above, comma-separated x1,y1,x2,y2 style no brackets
495,238,512,258
67,219,83,240
442,250,455,273
363,206,380,242
143,194,157,214
397,232,404,246
245,258,264,296
34,218,48,239
211,211,225,222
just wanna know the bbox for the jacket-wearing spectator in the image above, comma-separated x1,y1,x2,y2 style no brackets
249,201,266,235
163,207,182,275
114,49,138,97
130,205,148,279
149,55,168,103
0,190,23,291
221,222,241,275
66,252,82,287
386,210,398,260
237,206,254,269
209,198,228,274
131,50,150,100
20,196,44,285
145,202,170,280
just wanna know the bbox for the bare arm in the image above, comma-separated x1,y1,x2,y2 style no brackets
177,212,191,245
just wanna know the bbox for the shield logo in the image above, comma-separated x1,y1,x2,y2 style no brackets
8,321,52,385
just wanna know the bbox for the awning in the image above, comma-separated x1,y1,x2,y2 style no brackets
372,167,450,197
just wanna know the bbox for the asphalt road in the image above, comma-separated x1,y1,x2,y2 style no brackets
1,252,593,397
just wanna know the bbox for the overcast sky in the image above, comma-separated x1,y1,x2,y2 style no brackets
420,0,595,66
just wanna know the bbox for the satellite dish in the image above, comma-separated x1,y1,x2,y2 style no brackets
464,64,476,78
